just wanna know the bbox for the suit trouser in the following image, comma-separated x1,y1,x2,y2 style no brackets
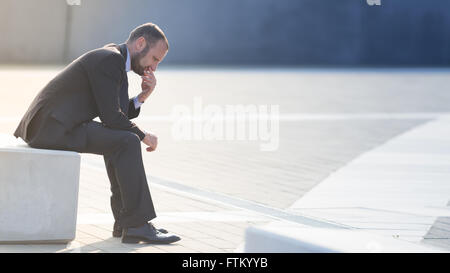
27,115,156,228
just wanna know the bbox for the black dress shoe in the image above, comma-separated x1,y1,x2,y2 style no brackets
122,222,181,244
113,222,168,237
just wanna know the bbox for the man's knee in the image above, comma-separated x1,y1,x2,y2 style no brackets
120,132,141,148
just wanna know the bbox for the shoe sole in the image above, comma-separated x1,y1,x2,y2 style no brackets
114,229,168,238
122,236,181,244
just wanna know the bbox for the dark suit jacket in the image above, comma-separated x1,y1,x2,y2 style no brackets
13,43,145,151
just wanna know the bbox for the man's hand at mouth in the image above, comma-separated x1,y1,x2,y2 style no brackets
138,69,157,103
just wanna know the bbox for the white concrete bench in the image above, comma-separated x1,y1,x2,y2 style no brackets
0,134,80,244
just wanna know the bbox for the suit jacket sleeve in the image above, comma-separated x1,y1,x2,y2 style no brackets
128,98,141,120
89,53,146,140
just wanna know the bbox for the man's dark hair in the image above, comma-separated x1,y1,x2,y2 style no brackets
126,22,169,52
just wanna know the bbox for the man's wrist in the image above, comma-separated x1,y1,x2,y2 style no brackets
137,94,145,103
133,96,144,109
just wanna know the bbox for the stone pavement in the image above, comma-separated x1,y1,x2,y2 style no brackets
2,66,450,252
288,115,450,252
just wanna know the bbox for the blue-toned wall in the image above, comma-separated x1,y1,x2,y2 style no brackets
1,0,449,65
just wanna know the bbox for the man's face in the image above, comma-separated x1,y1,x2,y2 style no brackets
131,39,168,76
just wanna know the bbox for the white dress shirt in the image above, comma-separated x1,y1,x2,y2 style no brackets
125,46,143,109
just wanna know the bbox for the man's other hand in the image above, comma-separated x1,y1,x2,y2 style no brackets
142,132,158,152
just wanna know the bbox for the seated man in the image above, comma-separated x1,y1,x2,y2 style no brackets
13,22,180,244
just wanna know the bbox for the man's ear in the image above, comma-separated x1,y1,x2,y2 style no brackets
136,37,147,52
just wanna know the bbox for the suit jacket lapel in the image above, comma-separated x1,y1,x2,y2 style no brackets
117,43,130,115
118,43,128,61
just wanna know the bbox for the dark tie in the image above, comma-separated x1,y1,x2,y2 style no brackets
119,73,129,115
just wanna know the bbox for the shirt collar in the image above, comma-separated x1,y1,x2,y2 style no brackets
125,46,131,72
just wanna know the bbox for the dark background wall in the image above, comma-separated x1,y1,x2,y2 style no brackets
1,0,449,66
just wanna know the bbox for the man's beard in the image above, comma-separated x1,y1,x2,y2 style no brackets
130,45,149,76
